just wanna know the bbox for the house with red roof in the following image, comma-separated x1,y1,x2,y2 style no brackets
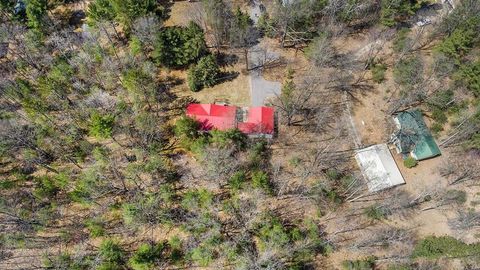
186,104,275,138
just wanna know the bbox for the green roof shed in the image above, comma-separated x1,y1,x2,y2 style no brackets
393,110,441,160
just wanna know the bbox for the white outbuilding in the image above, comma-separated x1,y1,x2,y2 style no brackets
355,144,405,192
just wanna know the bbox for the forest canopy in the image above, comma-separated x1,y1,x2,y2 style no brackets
0,0,479,269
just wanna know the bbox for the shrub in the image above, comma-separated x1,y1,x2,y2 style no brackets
371,63,387,83
187,55,220,92
251,170,271,194
33,176,60,199
254,215,326,267
187,67,202,92
428,89,454,109
84,218,105,238
436,26,477,61
229,171,246,190
181,188,213,211
248,140,268,167
326,168,341,181
403,157,418,168
342,256,376,270
129,36,143,56
430,122,444,134
393,56,423,86
431,107,447,125
42,252,91,269
189,136,210,156
392,28,411,52
412,236,480,259
289,156,301,167
445,190,467,205
0,179,16,190
210,129,246,149
168,236,183,264
456,61,480,96
99,239,125,266
256,216,290,251
33,173,68,199
364,205,386,220
128,243,164,270
89,111,115,138
122,193,171,227
251,140,268,154
466,133,480,150
26,0,48,31
174,116,200,139
320,188,343,205
188,246,213,267
380,0,428,27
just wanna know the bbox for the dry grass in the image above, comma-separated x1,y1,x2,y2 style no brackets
169,61,251,107
164,1,202,27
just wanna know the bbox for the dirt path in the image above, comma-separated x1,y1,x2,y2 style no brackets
344,92,362,149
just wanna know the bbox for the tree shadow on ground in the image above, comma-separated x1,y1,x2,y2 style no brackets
69,10,85,27
215,52,239,68
165,75,185,88
158,0,175,21
216,71,239,84
167,96,199,116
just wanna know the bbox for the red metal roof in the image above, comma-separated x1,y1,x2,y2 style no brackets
186,104,274,135
238,106,274,134
186,104,236,131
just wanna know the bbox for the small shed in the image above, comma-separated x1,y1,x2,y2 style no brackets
355,144,406,192
392,110,441,160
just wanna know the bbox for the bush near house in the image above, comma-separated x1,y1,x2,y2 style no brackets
187,55,221,92
174,116,200,139
210,128,246,149
403,156,418,168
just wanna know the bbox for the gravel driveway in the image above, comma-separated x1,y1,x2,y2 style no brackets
248,0,281,107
